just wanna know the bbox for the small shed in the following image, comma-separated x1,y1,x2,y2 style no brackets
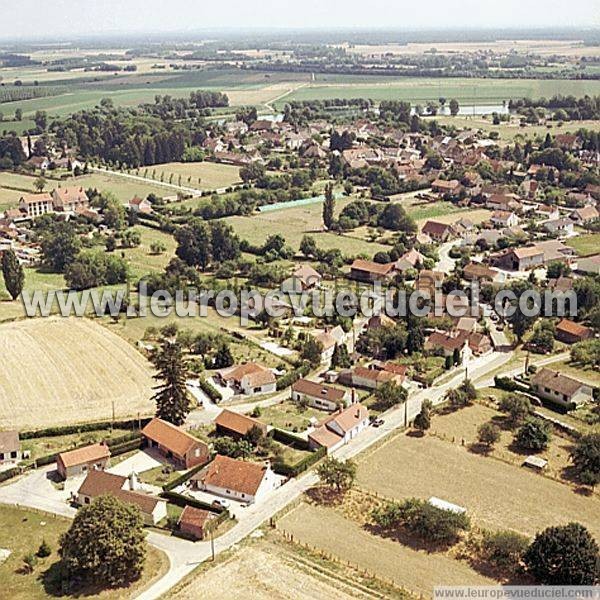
428,497,467,515
523,456,548,471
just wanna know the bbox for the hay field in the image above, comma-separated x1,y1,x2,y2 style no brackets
356,433,600,540
168,537,367,600
0,317,155,429
150,162,241,190
278,502,496,595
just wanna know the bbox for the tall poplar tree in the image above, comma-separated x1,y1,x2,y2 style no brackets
1,249,24,300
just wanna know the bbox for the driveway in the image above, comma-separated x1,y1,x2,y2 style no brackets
107,450,165,477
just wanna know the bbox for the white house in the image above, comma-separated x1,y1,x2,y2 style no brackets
215,362,277,396
543,218,574,237
308,403,370,453
291,378,351,412
530,368,593,408
191,454,276,504
312,326,347,364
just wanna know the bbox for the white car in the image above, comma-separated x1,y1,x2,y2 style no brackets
212,498,230,509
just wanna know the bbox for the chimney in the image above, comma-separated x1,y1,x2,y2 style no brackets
128,471,138,491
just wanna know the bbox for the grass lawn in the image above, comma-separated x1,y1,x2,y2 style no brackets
226,195,390,256
566,233,600,257
544,359,600,387
20,427,136,461
148,162,241,191
118,226,177,280
259,400,330,432
0,505,169,600
70,172,170,203
139,465,182,488
356,430,600,539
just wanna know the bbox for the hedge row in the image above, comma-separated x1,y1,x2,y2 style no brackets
160,490,230,530
270,428,311,451
21,417,152,440
494,376,531,394
0,466,21,483
273,446,326,478
163,460,209,492
197,377,222,403
276,363,311,391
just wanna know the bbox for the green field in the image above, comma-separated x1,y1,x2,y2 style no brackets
567,233,600,257
148,162,241,191
276,77,600,106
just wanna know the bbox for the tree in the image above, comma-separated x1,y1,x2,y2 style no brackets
524,523,599,585
1,248,24,300
301,338,323,367
331,343,351,369
478,422,501,449
570,433,600,487
40,221,82,272
322,183,335,230
498,394,533,427
299,235,318,258
151,340,190,426
102,195,127,231
449,99,460,116
213,342,234,369
15,108,22,121
33,110,47,131
34,176,47,192
375,380,407,411
515,417,551,452
414,400,432,433
59,495,146,589
317,457,356,492
37,539,52,558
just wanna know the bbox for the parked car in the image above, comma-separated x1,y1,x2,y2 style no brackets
372,418,385,428
212,498,230,509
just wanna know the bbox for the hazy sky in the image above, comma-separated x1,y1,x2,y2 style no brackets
1,0,598,40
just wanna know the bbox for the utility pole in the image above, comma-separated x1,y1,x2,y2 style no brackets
210,528,215,561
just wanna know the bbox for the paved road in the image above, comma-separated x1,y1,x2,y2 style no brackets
436,240,459,274
0,350,514,599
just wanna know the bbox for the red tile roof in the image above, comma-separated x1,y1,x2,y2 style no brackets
58,443,110,468
215,409,267,437
193,454,268,496
142,418,205,458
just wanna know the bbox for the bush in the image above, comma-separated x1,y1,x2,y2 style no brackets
197,377,222,402
498,394,533,427
276,363,310,391
480,530,529,572
570,433,600,487
37,539,52,558
477,422,501,448
272,447,326,477
372,498,470,546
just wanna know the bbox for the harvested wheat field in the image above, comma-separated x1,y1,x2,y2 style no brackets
357,433,600,540
0,317,155,429
278,502,496,596
169,538,372,600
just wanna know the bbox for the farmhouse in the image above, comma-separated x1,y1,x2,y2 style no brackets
491,210,519,228
281,264,322,293
308,403,369,453
141,418,210,469
312,326,346,364
341,365,404,390
431,179,461,196
191,454,276,504
56,442,111,480
570,205,599,224
555,319,593,344
421,220,454,242
215,362,277,396
543,218,574,237
291,379,350,412
0,430,21,463
177,505,217,540
349,259,397,283
18,193,53,219
462,262,503,284
77,470,167,525
128,195,153,214
530,368,593,408
51,187,90,212
215,409,268,439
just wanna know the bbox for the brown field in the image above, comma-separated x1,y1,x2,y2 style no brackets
344,40,600,58
417,208,492,229
168,536,372,600
356,432,600,540
0,317,155,429
150,162,241,190
429,403,576,482
278,502,496,596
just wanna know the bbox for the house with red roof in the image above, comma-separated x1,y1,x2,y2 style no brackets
56,443,111,480
141,418,209,469
308,403,369,453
